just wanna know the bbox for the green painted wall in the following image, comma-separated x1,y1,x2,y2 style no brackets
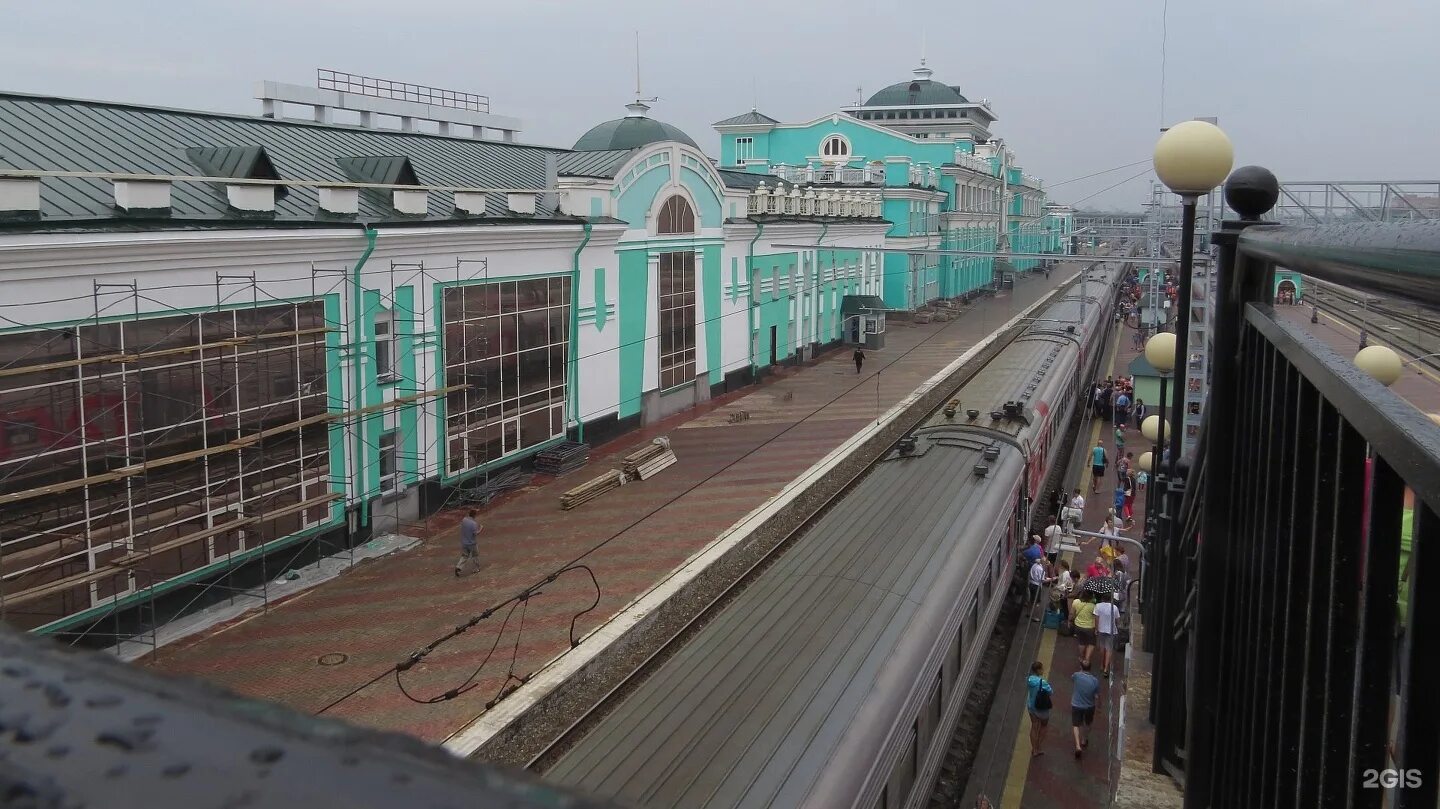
616,165,672,224
617,248,650,417
680,167,723,225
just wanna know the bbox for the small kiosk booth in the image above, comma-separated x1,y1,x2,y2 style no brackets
841,295,888,350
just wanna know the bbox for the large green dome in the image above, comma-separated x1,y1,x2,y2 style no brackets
864,65,969,106
573,101,698,152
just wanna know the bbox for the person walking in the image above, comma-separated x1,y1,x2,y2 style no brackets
1094,594,1121,678
1071,591,1099,667
1122,472,1137,527
454,509,481,576
1071,660,1101,758
1026,661,1054,757
853,347,865,374
1090,440,1107,494
1132,399,1147,430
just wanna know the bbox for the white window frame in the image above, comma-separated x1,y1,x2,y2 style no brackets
734,136,754,163
378,430,399,493
819,134,851,164
374,309,398,382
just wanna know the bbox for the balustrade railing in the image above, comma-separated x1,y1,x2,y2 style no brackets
1148,167,1440,808
745,182,882,218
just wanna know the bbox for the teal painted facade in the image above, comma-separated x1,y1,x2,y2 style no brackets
716,94,1064,310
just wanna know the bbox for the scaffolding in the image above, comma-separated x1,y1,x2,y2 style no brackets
0,252,518,652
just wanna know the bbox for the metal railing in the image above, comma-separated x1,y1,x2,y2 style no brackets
1147,167,1440,807
317,68,490,113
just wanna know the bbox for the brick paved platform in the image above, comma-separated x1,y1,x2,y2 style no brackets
145,270,1073,744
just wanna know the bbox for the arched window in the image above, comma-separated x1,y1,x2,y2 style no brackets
657,195,695,235
820,135,850,163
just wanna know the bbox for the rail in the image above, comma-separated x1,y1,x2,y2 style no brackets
1146,167,1440,807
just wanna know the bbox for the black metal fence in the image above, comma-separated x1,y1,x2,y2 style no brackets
1148,167,1440,807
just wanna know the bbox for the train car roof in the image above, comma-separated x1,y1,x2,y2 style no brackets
546,436,1023,808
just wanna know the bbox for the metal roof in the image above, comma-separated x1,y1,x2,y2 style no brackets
712,110,780,127
840,294,888,315
715,169,772,190
556,149,635,179
0,92,576,228
864,79,969,107
546,427,1023,807
572,116,698,152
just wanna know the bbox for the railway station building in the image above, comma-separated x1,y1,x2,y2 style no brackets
714,61,1073,310
0,67,1066,634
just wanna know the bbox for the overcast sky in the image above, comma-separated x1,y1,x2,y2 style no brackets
3,0,1437,210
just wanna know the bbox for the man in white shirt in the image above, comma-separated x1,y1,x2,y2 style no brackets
1066,489,1086,531
1028,558,1053,622
1043,514,1064,563
1093,595,1121,678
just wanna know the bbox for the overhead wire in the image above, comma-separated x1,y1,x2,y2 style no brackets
320,271,1073,713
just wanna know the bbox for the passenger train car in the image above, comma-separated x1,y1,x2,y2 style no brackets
546,265,1123,809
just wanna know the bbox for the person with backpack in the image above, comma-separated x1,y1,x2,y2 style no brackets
1090,440,1107,494
1026,661,1054,756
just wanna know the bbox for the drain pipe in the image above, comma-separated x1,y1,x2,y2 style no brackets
570,221,592,442
747,221,765,380
351,225,378,531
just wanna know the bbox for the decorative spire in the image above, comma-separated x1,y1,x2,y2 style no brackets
914,31,933,79
627,31,657,117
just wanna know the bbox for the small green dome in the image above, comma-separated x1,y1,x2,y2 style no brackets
573,101,698,152
864,65,969,107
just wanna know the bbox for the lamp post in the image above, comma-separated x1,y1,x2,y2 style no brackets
1140,331,1175,655
1153,120,1234,471
1147,122,1231,732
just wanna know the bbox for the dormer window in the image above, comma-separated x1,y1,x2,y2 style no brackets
820,135,851,164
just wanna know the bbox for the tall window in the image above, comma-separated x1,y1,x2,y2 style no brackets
820,135,850,163
0,301,331,629
374,309,396,381
378,431,398,493
441,277,571,474
658,252,697,389
734,136,754,163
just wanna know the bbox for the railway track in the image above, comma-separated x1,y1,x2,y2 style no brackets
524,266,1112,779
1307,279,1440,375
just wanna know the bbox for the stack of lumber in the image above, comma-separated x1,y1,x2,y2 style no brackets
560,469,626,510
535,442,590,476
621,437,678,481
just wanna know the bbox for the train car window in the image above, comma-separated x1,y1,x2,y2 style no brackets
889,724,918,807
955,622,965,674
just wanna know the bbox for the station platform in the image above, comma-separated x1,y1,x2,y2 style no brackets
963,313,1179,809
144,270,1073,745
1275,302,1440,415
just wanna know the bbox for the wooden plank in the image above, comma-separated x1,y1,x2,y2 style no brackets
1,494,339,609
0,413,339,508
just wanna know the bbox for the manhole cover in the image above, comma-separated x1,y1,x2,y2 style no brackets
317,653,348,666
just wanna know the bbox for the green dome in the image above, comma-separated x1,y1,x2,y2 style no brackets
864,66,969,106
573,102,698,151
